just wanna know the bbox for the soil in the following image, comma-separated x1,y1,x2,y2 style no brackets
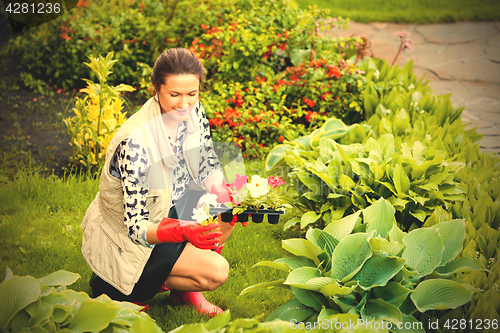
0,19,74,178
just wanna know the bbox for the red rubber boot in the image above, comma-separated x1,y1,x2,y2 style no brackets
169,245,225,317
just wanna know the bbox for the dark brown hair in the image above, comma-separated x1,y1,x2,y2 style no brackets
151,48,206,93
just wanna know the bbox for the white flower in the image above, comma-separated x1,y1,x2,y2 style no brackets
247,175,270,198
192,207,209,223
420,110,425,114
198,193,219,207
373,70,380,79
408,84,415,90
426,134,432,141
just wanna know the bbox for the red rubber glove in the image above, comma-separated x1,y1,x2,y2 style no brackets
156,218,222,250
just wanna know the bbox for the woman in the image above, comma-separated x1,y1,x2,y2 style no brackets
81,48,234,316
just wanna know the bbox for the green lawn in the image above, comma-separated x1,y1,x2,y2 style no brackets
296,0,500,23
0,164,299,332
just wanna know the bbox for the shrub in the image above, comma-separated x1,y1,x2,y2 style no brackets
243,201,485,328
1,0,229,90
63,52,134,169
266,57,500,328
0,268,162,332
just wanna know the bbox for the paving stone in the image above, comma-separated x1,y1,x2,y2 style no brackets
480,136,500,148
462,115,494,130
477,84,500,99
325,22,376,39
466,97,500,114
485,34,500,63
416,22,498,44
477,126,500,136
412,67,439,81
429,59,500,83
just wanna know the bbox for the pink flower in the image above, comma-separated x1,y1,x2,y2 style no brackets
229,174,249,191
268,176,286,189
394,29,410,38
404,39,413,50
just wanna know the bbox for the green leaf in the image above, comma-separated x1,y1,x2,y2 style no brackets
369,237,405,256
4,267,13,281
320,282,357,297
363,198,396,238
353,255,407,290
284,267,321,286
0,275,41,331
37,271,80,287
324,210,361,241
410,279,475,312
372,282,412,308
240,279,286,296
301,211,321,229
434,257,487,277
361,299,402,325
330,232,374,283
393,164,410,195
205,309,231,331
67,300,120,333
29,292,73,326
392,313,426,333
282,239,323,265
129,313,163,333
9,309,30,331
265,144,291,171
291,286,329,312
169,323,209,333
305,228,338,255
402,228,444,278
283,217,300,230
388,223,406,243
431,219,465,265
253,261,291,272
274,257,316,270
265,298,314,323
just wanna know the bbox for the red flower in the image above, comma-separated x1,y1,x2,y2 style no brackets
303,97,316,108
268,176,286,189
279,136,284,142
326,65,341,78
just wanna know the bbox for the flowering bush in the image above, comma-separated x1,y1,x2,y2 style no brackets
2,0,228,90
200,58,367,159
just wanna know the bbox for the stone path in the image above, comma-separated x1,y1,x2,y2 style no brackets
327,21,500,155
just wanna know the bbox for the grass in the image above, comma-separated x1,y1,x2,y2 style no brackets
0,162,299,332
296,0,500,23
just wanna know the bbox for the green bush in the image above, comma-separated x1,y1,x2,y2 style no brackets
243,201,485,329
2,0,229,90
63,53,134,169
266,57,500,328
0,268,162,332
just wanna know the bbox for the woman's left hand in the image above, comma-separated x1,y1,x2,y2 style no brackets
211,183,232,203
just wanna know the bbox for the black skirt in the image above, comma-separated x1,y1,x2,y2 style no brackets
90,190,206,302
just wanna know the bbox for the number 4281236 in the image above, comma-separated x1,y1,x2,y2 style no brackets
5,2,62,14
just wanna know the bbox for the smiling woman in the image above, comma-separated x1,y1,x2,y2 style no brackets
80,48,236,317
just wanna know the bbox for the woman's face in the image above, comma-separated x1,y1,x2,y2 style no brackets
157,74,199,123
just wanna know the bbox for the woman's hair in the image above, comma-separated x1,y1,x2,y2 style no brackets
151,48,206,91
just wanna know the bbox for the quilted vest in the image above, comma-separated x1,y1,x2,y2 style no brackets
81,97,205,295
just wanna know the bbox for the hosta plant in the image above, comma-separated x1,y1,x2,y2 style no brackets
280,132,466,232
242,198,486,330
0,268,162,332
63,52,134,169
